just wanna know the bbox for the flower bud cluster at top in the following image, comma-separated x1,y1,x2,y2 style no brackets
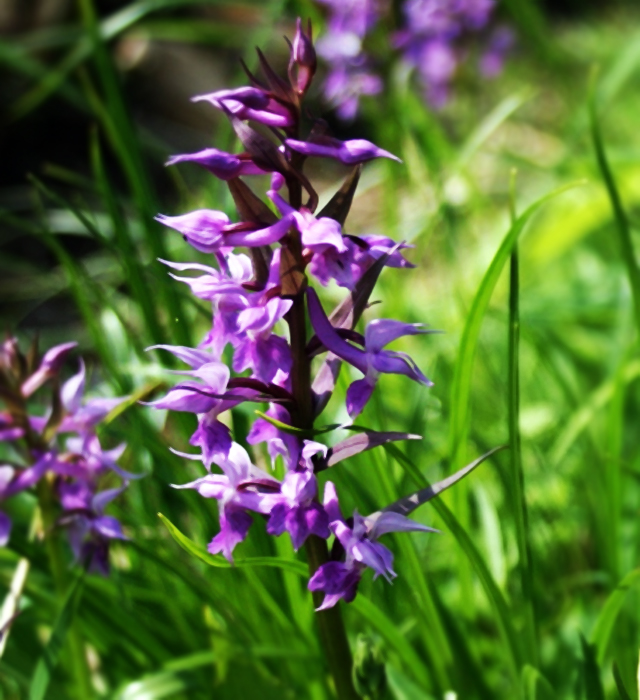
150,19,442,610
315,0,514,118
0,339,139,574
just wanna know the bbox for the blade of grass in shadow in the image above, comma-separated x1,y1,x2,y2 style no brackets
90,130,166,348
350,595,431,691
591,568,640,665
507,172,539,667
581,635,606,700
383,443,521,686
589,73,640,337
612,662,633,700
29,573,85,700
78,0,190,348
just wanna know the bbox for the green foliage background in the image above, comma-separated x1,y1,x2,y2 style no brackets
1,1,640,698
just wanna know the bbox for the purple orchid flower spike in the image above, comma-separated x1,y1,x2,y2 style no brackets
285,136,401,165
166,148,266,180
173,442,280,561
307,287,434,417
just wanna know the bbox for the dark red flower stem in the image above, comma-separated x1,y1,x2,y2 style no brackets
284,172,359,699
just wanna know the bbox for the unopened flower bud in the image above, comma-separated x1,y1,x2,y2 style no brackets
289,18,316,96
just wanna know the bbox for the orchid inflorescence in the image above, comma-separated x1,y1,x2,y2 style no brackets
315,0,514,118
150,18,486,611
0,338,139,574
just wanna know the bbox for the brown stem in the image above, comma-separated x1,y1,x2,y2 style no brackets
283,180,359,696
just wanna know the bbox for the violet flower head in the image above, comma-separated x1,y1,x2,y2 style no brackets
395,0,511,108
150,18,488,617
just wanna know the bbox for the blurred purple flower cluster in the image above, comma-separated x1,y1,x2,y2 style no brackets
0,339,138,574
315,0,514,117
152,19,479,609
315,0,388,120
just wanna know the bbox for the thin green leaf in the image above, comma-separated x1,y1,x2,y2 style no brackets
591,569,640,665
522,665,557,700
158,514,308,577
589,72,640,336
581,635,606,700
612,662,633,700
29,574,84,700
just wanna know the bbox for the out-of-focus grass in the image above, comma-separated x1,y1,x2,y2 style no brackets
1,1,640,698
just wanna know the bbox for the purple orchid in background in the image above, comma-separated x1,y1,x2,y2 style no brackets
394,0,513,108
313,0,513,118
0,337,138,575
150,23,496,686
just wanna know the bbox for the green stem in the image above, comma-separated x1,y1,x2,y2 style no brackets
589,75,640,337
306,535,360,700
37,478,93,699
508,241,538,668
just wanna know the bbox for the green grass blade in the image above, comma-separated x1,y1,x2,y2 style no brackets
581,635,606,700
350,596,431,691
591,569,640,665
612,662,633,700
449,182,583,472
29,574,84,700
158,513,308,577
589,76,640,336
508,185,538,666
522,665,557,700
383,444,521,685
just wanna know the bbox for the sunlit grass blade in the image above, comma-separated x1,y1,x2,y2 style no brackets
383,444,522,685
589,74,640,336
448,181,583,473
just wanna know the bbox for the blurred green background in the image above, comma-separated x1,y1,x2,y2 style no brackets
1,0,640,698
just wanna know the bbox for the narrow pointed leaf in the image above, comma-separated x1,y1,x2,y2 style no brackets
29,574,85,700
581,635,605,700
612,662,632,700
382,446,505,517
158,514,308,577
317,165,362,225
